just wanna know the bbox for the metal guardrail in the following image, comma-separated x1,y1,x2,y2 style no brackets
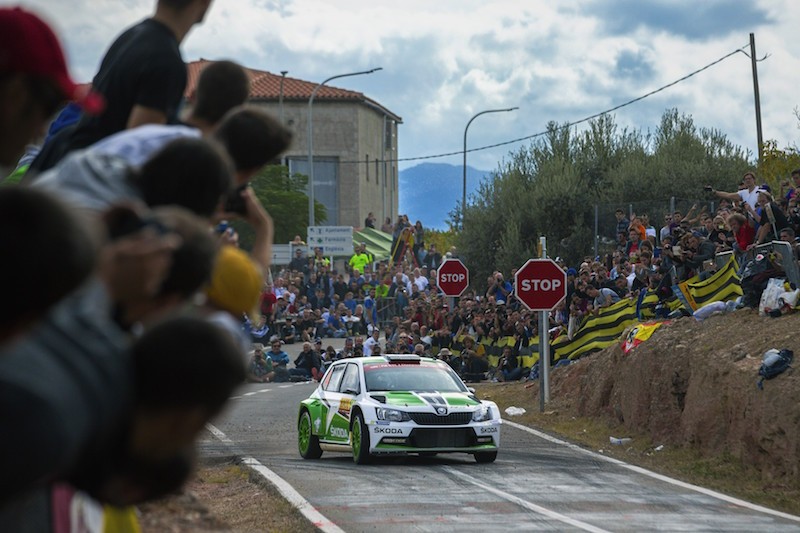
714,241,800,287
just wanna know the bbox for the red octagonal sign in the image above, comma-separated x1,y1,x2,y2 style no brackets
437,258,469,297
514,258,567,311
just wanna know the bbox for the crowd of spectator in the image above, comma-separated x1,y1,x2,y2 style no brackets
250,170,800,391
0,2,295,528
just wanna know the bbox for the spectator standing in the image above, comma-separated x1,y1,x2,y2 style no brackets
30,0,216,174
413,220,425,263
614,209,629,239
381,217,393,233
363,329,381,356
0,8,98,171
659,213,673,243
711,171,759,210
747,187,790,245
364,212,376,229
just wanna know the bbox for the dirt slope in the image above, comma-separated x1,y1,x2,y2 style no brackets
543,308,799,484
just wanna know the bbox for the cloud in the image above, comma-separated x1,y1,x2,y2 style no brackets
589,0,772,40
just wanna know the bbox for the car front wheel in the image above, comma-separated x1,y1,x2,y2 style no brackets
351,412,371,465
298,410,323,459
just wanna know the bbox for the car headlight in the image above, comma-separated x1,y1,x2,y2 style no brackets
472,405,492,422
376,407,410,422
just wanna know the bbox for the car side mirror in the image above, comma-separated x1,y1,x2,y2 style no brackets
468,387,476,394
343,388,359,396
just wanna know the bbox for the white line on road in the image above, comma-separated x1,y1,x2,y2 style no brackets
443,466,611,533
205,424,344,533
503,419,800,523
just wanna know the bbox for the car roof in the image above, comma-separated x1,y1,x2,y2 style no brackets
330,354,442,367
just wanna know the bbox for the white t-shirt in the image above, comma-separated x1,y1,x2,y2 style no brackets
363,336,379,356
90,124,202,166
738,188,759,209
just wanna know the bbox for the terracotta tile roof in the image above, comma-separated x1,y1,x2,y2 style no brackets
186,59,397,112
188,59,400,121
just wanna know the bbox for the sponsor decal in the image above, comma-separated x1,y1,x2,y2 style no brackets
314,418,321,432
374,427,404,434
376,420,390,426
338,398,352,418
479,426,498,434
330,426,349,439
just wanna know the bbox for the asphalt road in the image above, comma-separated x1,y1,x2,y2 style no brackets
200,340,800,532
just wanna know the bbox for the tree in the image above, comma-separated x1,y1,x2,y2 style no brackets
452,108,752,285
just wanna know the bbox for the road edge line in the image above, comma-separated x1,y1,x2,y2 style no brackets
503,418,800,522
205,423,345,533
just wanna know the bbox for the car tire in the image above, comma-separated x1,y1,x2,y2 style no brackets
351,412,371,465
298,410,323,459
474,451,497,463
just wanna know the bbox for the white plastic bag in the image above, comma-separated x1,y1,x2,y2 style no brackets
759,278,786,316
504,406,526,416
693,301,728,321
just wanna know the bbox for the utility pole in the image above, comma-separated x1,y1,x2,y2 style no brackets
749,33,763,166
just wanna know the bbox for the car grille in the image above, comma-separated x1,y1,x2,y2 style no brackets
408,428,476,448
409,412,473,426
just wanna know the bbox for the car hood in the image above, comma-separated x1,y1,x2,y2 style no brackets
370,391,481,408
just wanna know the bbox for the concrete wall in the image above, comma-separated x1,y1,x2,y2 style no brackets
254,99,398,229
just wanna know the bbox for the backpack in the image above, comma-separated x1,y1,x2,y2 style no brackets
757,349,793,389
740,254,784,308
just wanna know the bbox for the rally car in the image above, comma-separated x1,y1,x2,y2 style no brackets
297,354,501,464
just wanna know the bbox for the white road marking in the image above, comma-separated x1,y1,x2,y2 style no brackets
243,391,258,396
502,419,800,523
278,384,293,389
206,424,344,533
444,466,611,533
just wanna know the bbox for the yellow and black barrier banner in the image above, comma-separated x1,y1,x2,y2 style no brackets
552,298,639,361
449,334,540,368
674,256,742,312
553,256,742,360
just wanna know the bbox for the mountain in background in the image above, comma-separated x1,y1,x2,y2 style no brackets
399,162,492,230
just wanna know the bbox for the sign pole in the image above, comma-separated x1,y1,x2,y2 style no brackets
539,236,550,411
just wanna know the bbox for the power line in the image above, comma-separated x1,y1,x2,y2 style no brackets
339,44,751,165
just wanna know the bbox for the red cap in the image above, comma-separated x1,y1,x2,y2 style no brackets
0,8,104,114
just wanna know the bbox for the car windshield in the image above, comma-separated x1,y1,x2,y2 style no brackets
363,362,468,393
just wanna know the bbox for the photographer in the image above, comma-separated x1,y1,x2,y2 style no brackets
497,345,523,382
460,336,488,383
486,272,513,304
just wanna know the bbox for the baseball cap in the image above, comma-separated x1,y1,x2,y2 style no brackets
0,8,104,114
205,246,264,316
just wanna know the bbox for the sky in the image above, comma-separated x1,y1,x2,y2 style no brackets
19,0,800,174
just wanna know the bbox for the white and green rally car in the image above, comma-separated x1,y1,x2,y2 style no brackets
297,354,501,464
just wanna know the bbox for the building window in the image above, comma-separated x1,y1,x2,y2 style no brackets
287,156,339,225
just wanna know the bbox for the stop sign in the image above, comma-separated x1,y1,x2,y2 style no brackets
514,259,567,311
437,259,469,297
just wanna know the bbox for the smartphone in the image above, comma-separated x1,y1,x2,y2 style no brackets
224,183,249,215
672,246,682,255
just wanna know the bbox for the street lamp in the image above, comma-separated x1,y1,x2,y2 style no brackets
462,107,518,228
307,67,383,227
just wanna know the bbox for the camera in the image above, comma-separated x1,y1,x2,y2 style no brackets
224,183,249,215
703,185,713,192
105,206,170,240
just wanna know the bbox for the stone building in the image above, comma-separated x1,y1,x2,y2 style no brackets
187,59,401,228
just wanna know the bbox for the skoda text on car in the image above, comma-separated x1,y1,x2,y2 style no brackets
297,354,501,464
